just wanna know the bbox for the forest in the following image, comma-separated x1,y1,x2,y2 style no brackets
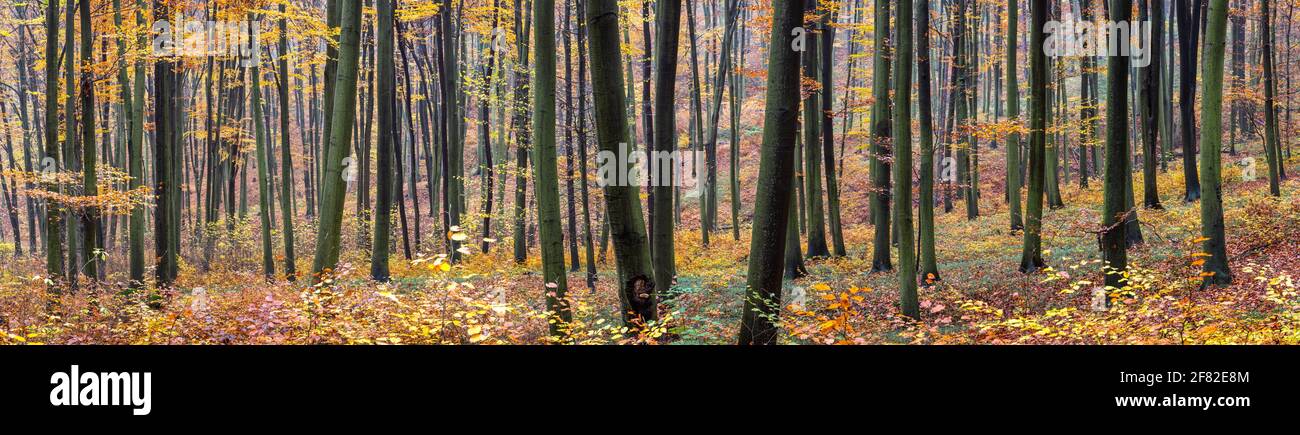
0,0,1296,345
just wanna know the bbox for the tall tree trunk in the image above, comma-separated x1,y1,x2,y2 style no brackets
251,14,275,281
318,0,342,218
310,0,363,280
641,0,656,249
277,3,298,282
1101,0,1133,293
533,0,572,338
1141,0,1164,209
730,6,745,243
802,0,830,258
917,0,940,282
701,0,741,247
127,0,146,290
1078,0,1095,188
512,0,532,264
64,0,78,287
1019,0,1048,273
738,0,803,345
813,9,844,256
371,0,396,281
1160,0,1175,172
1262,0,1283,196
153,0,179,289
1177,0,1203,202
440,0,463,263
576,0,597,289
588,0,658,327
869,0,893,272
895,0,917,319
651,0,682,301
1006,0,1023,230
77,0,100,283
482,2,500,253
1198,0,1232,285
562,0,579,272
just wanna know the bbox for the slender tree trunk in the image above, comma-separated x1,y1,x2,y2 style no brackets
1262,0,1283,196
730,7,745,243
371,0,396,281
869,0,893,272
512,0,532,264
482,2,500,253
1141,0,1164,209
79,0,107,282
802,0,830,258
895,0,917,319
127,0,146,290
1177,0,1203,202
1199,0,1232,285
277,4,298,281
1101,0,1133,293
577,0,597,289
560,0,581,272
1019,0,1048,273
700,0,741,247
533,0,572,338
251,14,275,281
641,0,656,249
153,0,179,289
1007,0,1024,230
917,0,940,282
738,0,803,345
650,0,682,301
310,0,363,280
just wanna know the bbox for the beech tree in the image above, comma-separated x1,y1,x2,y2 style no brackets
738,0,804,345
310,0,362,280
916,0,939,282
895,0,916,319
1006,0,1023,231
1101,0,1133,292
588,0,657,327
371,0,396,282
1198,0,1232,286
1176,0,1203,202
277,2,298,282
1019,0,1048,274
650,0,682,300
43,0,64,288
1262,0,1284,196
533,0,572,337
868,0,892,272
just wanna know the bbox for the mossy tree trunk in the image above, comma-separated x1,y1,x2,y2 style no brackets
310,0,362,281
1198,0,1233,286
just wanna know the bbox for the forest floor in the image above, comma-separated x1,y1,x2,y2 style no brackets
1,141,1298,345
